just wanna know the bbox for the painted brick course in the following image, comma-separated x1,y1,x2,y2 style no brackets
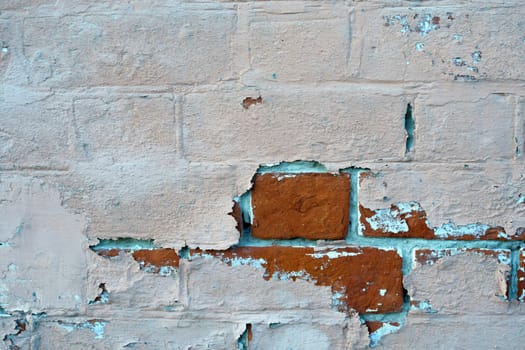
1,0,525,348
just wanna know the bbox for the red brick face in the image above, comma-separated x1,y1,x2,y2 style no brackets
251,173,350,240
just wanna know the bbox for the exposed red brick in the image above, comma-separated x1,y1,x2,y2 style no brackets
360,204,522,241
132,248,180,268
192,246,403,314
251,173,350,240
518,249,525,302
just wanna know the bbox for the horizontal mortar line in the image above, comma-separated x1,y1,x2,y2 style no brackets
52,86,178,94
42,79,525,95
360,311,524,321
243,79,525,90
99,234,525,252
237,237,525,250
21,9,238,19
351,159,519,164
358,2,520,10
81,310,346,321
0,167,70,173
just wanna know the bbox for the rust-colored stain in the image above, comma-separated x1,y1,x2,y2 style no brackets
432,16,440,25
251,173,350,240
192,246,403,314
242,96,263,109
132,248,180,269
414,248,510,266
360,204,524,241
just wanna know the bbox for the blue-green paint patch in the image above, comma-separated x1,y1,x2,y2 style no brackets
0,306,9,317
271,73,277,79
89,238,156,252
369,322,403,347
257,160,328,174
238,227,318,247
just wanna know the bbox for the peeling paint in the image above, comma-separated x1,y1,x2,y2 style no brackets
191,246,404,314
88,283,109,305
56,320,107,340
366,207,409,233
434,222,490,239
410,300,438,313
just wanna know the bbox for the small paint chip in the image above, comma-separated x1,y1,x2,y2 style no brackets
471,51,482,64
242,96,263,109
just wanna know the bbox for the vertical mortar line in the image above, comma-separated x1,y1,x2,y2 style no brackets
400,243,414,277
232,2,251,82
345,6,353,68
514,96,524,160
177,256,190,309
509,246,520,300
174,93,185,159
347,169,361,242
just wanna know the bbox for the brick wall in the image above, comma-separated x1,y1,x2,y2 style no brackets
1,1,525,349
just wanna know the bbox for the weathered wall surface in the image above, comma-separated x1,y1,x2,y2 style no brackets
1,0,525,349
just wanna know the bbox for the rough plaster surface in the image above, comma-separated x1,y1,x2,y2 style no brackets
0,0,524,348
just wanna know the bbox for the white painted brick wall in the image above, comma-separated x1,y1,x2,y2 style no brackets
0,0,524,348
